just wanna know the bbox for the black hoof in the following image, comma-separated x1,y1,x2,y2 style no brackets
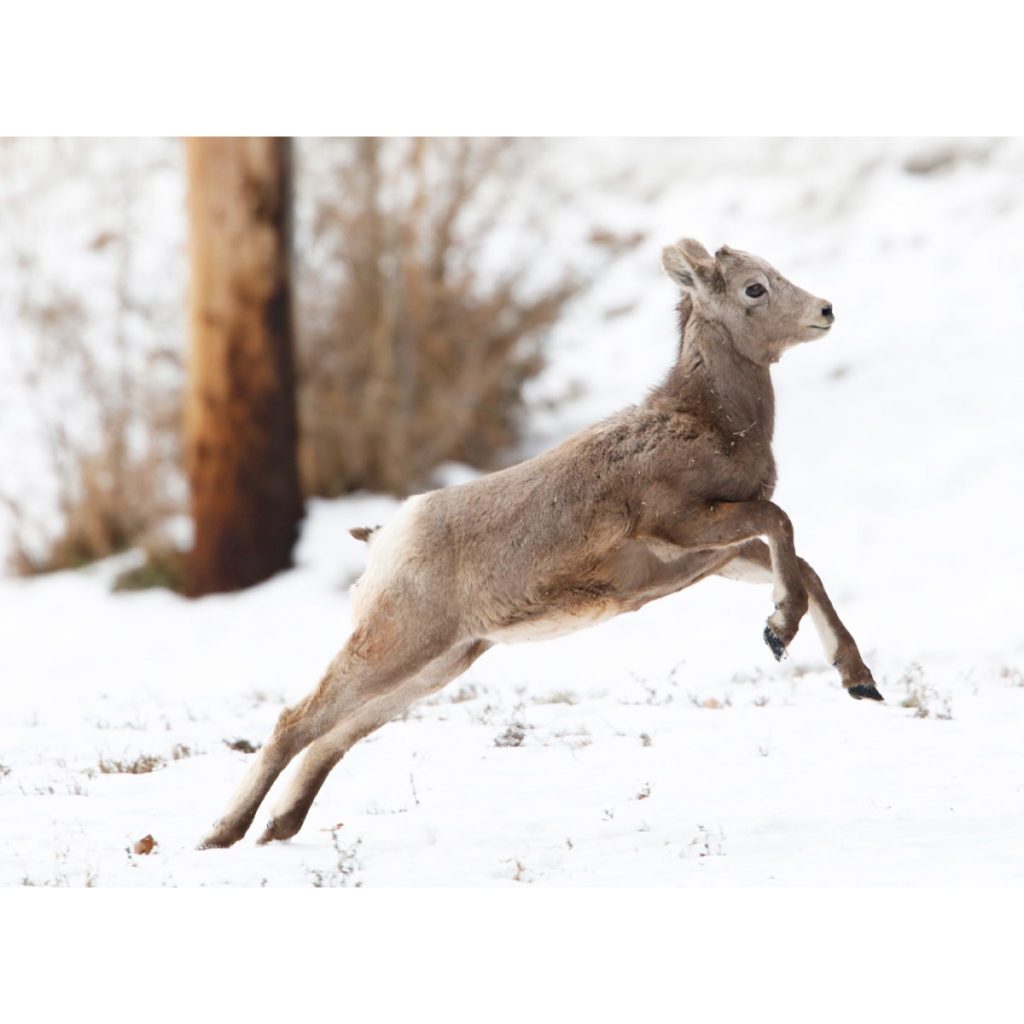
848,683,885,702
763,625,787,662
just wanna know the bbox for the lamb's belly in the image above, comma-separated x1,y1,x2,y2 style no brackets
484,544,728,645
486,602,622,644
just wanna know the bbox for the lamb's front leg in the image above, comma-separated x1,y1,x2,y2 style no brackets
652,499,809,657
717,539,883,701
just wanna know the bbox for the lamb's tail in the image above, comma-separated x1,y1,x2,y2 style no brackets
348,525,381,543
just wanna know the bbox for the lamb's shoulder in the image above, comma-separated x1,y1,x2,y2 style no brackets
615,402,778,513
585,406,707,462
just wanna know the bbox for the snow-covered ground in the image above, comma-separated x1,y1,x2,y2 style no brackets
2,138,1023,886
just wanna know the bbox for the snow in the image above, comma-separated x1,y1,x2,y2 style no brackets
1,138,1023,886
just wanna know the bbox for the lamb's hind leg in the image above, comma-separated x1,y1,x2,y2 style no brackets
256,639,491,845
717,539,883,701
198,622,459,850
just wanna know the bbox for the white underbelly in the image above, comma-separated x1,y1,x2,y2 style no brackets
486,602,621,644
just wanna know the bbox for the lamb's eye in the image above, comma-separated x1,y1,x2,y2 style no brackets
745,283,766,298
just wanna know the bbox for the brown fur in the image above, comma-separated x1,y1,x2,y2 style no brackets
198,238,881,851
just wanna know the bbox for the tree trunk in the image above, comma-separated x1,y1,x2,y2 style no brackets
184,137,302,596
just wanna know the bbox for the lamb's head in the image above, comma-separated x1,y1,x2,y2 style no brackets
661,238,834,365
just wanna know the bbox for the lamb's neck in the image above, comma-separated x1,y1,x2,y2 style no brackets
653,316,775,443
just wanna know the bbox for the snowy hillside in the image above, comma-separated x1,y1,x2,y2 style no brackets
1,138,1023,886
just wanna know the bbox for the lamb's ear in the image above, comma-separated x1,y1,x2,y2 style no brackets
714,244,742,270
661,238,720,294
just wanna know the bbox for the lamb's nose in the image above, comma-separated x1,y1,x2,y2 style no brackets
821,304,834,323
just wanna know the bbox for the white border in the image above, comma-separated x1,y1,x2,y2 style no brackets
2,887,1020,1019
3,1,1021,134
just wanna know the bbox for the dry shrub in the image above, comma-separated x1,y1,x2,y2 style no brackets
296,138,638,496
0,139,185,577
3,265,183,575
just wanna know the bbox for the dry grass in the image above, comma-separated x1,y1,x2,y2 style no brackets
494,721,529,748
999,666,1024,687
898,663,953,720
306,830,363,888
97,753,165,775
112,546,188,592
686,825,726,858
533,689,579,706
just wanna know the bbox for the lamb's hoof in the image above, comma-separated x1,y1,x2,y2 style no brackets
197,818,246,850
848,683,885,702
256,818,294,846
763,625,787,662
197,832,237,851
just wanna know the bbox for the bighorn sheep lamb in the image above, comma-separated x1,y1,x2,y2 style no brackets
199,238,882,850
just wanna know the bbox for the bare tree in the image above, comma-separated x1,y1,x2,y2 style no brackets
184,138,301,595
